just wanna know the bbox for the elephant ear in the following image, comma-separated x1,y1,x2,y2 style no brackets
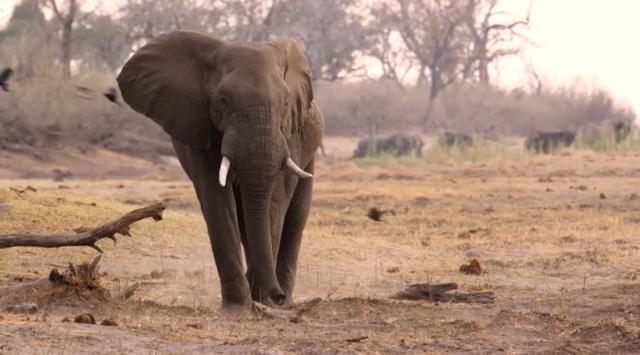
117,31,224,149
270,38,313,138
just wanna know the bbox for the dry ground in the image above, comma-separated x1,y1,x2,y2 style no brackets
2,145,640,354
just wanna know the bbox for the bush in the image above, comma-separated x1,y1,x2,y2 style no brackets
425,137,530,163
0,73,171,159
315,80,636,139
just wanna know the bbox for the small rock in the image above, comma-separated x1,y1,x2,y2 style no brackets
100,319,118,327
629,194,639,200
186,323,203,330
459,259,483,275
560,235,578,243
599,193,606,199
61,317,70,323
367,207,394,222
457,231,471,239
386,266,400,273
74,313,96,325
149,269,177,279
4,303,38,314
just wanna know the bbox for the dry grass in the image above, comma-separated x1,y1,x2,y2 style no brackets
2,151,640,353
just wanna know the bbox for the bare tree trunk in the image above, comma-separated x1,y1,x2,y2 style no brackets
423,94,437,134
478,49,489,85
49,0,77,79
422,69,440,133
60,19,72,78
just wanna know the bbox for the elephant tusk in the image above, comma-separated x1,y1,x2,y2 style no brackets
219,156,231,187
286,157,313,179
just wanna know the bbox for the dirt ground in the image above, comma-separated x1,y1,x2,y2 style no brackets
2,143,640,354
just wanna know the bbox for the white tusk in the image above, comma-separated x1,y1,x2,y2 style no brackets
286,157,313,179
219,156,231,187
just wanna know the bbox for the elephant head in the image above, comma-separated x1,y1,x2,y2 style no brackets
117,31,314,306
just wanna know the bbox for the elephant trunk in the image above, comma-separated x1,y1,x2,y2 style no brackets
240,180,285,305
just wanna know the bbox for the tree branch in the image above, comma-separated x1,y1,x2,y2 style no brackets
48,0,64,22
0,203,165,252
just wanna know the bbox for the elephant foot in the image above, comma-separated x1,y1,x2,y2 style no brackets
280,296,295,310
247,273,286,307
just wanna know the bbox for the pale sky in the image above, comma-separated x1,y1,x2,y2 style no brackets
1,0,639,115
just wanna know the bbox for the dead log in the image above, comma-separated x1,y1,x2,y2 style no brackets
391,282,495,304
0,203,165,253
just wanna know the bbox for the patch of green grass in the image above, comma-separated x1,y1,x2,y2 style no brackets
574,128,640,153
353,152,425,167
424,138,531,163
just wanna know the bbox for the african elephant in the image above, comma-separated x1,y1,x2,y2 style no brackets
117,31,324,311
353,133,423,158
525,131,575,154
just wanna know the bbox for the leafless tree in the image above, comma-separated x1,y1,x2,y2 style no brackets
119,0,212,42
463,0,532,85
48,0,81,78
364,4,415,91
392,0,470,130
268,0,367,81
523,59,543,95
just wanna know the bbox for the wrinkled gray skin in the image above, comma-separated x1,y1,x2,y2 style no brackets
117,31,324,310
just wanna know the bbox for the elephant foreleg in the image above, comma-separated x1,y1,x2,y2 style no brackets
276,161,314,306
172,140,252,309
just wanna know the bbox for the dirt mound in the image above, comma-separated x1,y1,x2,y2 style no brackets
1,257,114,309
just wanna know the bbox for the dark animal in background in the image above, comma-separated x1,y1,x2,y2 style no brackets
353,133,424,158
0,67,13,92
613,121,632,143
440,131,473,148
118,31,322,310
525,131,576,154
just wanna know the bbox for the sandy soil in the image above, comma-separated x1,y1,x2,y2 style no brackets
2,146,640,354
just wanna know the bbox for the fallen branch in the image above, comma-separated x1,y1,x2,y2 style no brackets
0,203,165,253
391,282,495,304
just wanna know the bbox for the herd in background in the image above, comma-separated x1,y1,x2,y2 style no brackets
3,64,633,160
352,119,634,158
353,133,425,158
